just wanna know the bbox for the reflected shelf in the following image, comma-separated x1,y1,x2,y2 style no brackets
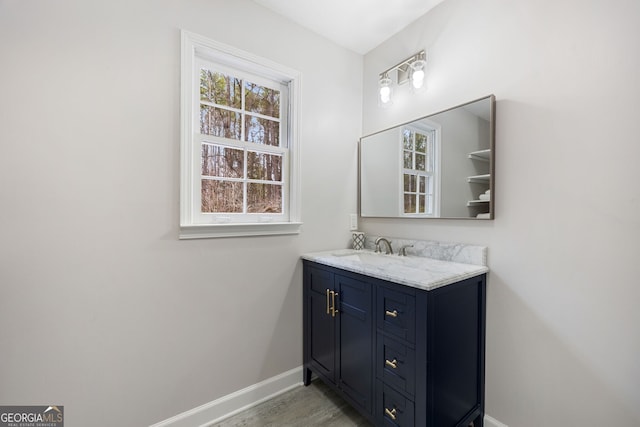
468,149,491,161
467,199,490,207
467,174,491,183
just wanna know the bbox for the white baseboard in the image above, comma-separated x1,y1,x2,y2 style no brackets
149,366,303,427
149,366,507,427
485,414,509,427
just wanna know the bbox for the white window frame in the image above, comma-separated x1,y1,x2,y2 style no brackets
399,122,441,218
179,30,302,239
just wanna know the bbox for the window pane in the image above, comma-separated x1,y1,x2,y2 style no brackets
404,194,416,213
247,183,282,213
247,151,282,181
403,129,413,149
201,144,244,178
245,81,280,118
415,153,426,171
200,69,241,108
415,133,426,153
403,151,413,169
404,174,416,192
201,180,243,213
200,105,241,139
419,176,426,192
418,195,425,213
245,115,280,146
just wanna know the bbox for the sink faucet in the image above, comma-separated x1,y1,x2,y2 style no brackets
375,237,393,255
398,244,414,256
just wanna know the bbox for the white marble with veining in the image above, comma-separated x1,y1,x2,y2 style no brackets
363,235,487,266
302,237,488,291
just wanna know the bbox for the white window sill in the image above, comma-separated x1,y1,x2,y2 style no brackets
179,222,303,239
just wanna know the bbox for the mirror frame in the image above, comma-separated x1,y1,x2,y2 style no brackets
358,95,496,220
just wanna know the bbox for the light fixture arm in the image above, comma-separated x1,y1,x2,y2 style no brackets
378,50,426,85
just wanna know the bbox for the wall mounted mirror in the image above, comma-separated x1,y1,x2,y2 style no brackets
359,95,495,219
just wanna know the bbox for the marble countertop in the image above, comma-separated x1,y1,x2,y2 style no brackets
302,248,488,291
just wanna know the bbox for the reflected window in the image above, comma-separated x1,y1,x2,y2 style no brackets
402,126,437,216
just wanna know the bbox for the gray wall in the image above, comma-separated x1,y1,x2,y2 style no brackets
361,127,402,216
0,1,361,426
362,0,640,425
3,1,639,426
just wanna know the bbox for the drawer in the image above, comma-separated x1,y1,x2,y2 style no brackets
376,380,415,427
378,286,416,343
377,334,415,396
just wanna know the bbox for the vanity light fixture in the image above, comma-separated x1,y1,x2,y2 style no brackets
378,50,426,106
378,72,393,107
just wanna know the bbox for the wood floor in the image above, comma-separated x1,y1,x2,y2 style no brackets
209,380,373,427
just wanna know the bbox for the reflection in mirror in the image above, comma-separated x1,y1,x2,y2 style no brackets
359,95,495,219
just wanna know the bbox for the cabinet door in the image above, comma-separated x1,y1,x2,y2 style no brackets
336,274,373,413
307,266,336,383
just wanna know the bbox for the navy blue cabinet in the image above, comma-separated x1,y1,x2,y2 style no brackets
303,260,486,427
303,262,375,419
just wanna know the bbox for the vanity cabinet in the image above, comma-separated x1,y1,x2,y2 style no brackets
303,260,486,427
303,262,375,420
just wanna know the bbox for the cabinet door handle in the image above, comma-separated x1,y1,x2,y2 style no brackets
326,289,331,314
385,309,398,318
331,291,339,317
384,407,397,420
385,359,398,369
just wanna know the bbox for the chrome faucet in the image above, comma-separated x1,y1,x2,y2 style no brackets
398,244,414,257
375,237,393,255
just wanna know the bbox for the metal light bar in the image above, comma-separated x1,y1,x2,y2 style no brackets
379,50,426,85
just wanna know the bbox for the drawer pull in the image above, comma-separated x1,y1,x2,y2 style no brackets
385,358,398,369
331,291,339,317
384,407,397,420
385,309,398,318
326,289,331,314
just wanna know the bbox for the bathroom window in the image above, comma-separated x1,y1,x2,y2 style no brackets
180,31,301,238
401,126,438,216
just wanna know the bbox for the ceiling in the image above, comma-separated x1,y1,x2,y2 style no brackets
251,0,447,55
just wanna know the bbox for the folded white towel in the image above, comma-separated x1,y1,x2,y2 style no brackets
476,213,490,219
484,189,491,194
479,194,490,201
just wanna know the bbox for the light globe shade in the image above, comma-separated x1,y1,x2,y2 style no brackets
411,59,426,90
378,75,393,107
